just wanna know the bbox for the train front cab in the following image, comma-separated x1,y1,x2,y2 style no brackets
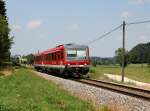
63,44,90,76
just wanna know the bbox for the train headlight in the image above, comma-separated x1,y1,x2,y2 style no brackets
84,63,87,66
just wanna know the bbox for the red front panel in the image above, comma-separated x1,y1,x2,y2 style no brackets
64,47,90,66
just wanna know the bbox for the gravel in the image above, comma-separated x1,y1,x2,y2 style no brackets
34,71,150,111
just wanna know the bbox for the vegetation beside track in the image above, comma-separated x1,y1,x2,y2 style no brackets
0,68,97,111
89,64,150,83
0,66,14,77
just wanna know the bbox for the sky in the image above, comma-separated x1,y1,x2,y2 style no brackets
5,0,150,57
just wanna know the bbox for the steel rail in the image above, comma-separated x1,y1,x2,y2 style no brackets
75,79,150,101
34,70,150,101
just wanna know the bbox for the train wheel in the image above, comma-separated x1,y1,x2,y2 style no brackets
72,73,81,78
62,72,69,78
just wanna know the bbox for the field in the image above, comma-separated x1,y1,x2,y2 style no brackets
89,64,150,83
0,68,96,111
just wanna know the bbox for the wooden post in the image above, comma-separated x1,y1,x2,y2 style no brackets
122,21,126,83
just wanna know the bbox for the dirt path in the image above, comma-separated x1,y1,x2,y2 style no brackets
104,73,150,89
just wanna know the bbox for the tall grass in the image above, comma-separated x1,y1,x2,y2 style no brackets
0,68,96,111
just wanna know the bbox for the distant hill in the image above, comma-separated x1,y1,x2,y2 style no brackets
90,57,114,61
129,42,150,64
90,42,150,65
90,57,115,65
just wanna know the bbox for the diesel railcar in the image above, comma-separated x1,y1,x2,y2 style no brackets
34,43,90,77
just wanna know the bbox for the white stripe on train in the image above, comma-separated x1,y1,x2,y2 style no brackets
34,64,90,69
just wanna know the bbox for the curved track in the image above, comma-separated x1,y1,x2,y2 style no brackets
75,79,150,101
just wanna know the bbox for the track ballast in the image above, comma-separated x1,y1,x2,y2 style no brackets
75,79,150,101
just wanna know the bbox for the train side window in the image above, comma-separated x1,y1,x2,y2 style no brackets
45,55,47,61
50,54,52,61
52,53,54,61
38,56,39,61
50,53,56,61
39,56,41,61
43,55,46,61
48,53,52,61
38,56,40,61
47,54,49,61
36,56,37,61
46,54,48,61
61,50,63,59
54,53,56,60
37,56,39,61
58,50,63,60
58,51,60,60
40,56,42,61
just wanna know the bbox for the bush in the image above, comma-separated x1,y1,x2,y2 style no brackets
89,69,96,73
91,62,97,67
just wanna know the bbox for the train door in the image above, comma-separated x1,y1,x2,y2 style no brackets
57,50,63,65
52,52,56,65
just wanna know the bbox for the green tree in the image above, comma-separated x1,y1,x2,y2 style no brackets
91,61,97,67
115,48,129,67
23,54,34,65
129,42,150,64
0,0,7,18
0,0,13,66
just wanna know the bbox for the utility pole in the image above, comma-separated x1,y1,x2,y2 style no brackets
122,21,126,83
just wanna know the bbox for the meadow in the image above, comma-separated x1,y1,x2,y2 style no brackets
0,68,96,111
89,64,150,83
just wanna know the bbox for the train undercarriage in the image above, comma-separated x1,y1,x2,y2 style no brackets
34,65,89,78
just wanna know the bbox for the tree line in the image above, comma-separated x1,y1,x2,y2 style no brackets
129,42,150,64
0,0,13,67
91,42,150,67
115,42,150,67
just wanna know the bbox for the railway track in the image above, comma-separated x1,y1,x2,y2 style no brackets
35,70,150,101
75,79,150,101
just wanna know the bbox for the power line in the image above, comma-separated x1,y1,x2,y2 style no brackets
86,19,150,45
126,20,150,25
86,24,122,45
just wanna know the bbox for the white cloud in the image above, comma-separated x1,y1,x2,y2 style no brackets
135,0,145,4
27,20,41,29
67,24,79,31
11,25,22,31
120,11,132,18
130,0,150,4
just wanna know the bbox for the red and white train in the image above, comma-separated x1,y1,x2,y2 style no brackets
34,43,90,77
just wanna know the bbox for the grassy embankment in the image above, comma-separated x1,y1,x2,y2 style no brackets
0,68,97,111
89,64,150,83
0,67,14,76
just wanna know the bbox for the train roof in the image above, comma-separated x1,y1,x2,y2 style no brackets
64,43,88,49
35,43,88,56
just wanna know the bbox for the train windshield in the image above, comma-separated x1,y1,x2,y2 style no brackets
66,49,88,61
